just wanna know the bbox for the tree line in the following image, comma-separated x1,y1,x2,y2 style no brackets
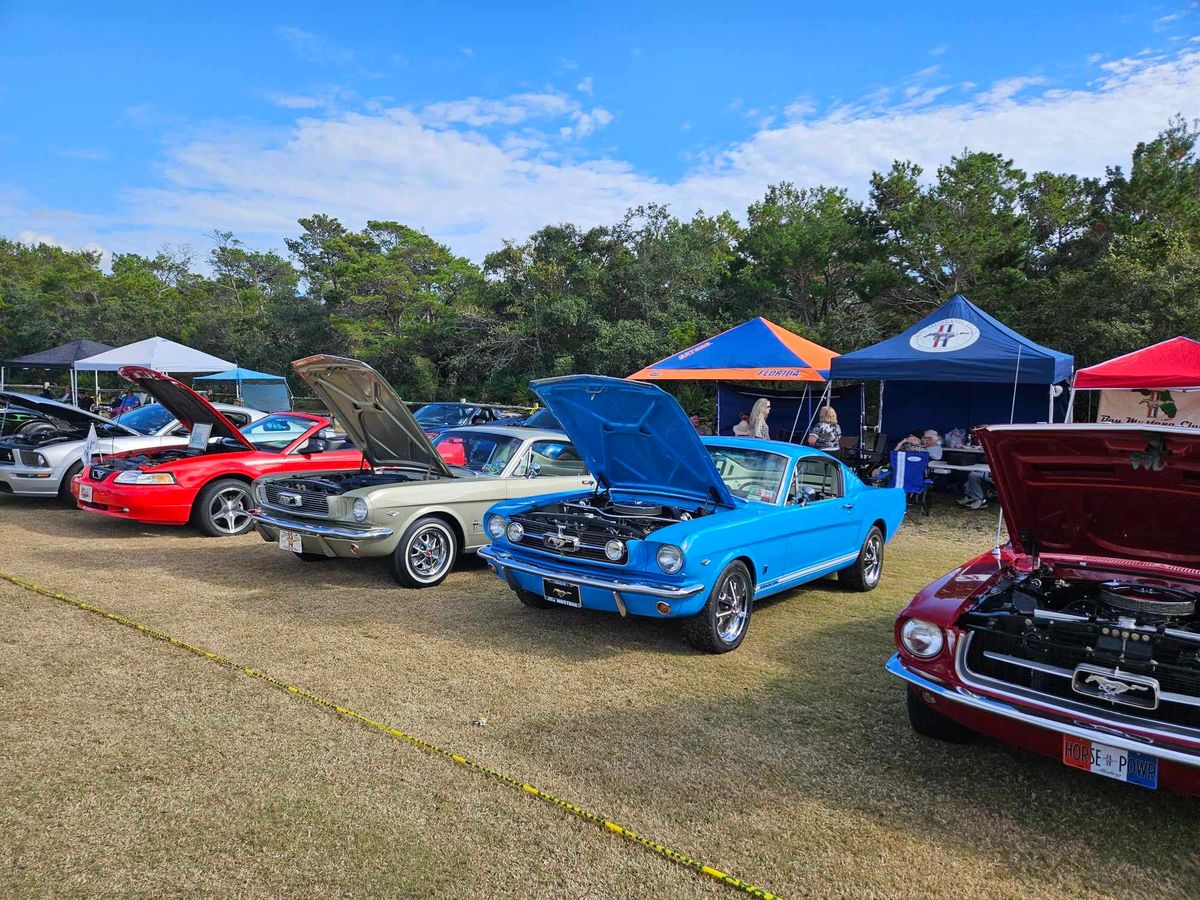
2,117,1198,407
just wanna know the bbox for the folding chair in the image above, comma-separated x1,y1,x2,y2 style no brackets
880,450,933,519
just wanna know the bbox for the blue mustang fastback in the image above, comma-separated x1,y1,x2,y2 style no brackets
478,375,906,652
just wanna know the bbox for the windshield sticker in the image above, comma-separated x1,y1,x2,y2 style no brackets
759,488,775,502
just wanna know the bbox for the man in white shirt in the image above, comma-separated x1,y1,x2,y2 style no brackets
921,429,943,461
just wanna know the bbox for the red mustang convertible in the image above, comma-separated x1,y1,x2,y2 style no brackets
73,366,363,535
890,424,1200,795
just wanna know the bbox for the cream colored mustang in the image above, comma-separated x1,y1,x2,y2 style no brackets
249,356,593,587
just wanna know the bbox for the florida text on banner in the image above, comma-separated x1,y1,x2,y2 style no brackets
1098,389,1200,429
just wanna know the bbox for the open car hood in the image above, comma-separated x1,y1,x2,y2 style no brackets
291,355,452,475
531,375,735,507
979,424,1200,568
118,366,253,449
0,390,139,436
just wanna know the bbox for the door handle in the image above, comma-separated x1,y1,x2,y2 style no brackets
842,503,855,510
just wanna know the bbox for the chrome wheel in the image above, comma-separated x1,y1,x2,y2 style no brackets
407,523,453,582
209,486,252,535
715,570,750,643
863,533,883,586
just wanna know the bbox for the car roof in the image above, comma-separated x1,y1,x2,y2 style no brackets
437,425,568,442
701,435,832,461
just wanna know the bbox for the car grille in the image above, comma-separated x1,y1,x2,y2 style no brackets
263,480,330,517
89,464,114,481
961,625,1200,730
509,513,625,565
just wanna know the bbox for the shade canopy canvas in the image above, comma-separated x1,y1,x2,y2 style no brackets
193,367,291,412
75,337,234,373
3,339,115,369
1073,337,1200,390
628,317,837,382
829,294,1073,385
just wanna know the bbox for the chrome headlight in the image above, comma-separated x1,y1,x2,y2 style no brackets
900,618,945,658
656,544,684,574
113,471,176,485
604,539,624,561
486,514,507,539
506,521,524,542
351,498,369,522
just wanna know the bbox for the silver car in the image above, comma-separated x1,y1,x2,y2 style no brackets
250,355,594,587
0,391,263,504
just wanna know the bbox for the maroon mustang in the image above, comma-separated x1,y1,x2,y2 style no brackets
889,424,1200,795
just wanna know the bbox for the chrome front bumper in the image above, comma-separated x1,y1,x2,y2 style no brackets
887,654,1200,770
478,545,705,599
249,508,394,542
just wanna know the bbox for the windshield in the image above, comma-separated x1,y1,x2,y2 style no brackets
523,408,561,430
414,403,473,427
116,403,175,435
239,414,313,452
432,431,522,475
706,445,788,504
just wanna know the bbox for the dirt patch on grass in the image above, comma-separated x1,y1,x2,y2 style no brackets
1,495,1197,898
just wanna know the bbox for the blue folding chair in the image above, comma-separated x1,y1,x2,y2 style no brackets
880,450,933,518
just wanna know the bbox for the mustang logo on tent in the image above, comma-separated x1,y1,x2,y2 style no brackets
909,318,981,353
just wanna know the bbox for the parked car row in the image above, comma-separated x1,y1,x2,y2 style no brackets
2,356,1198,795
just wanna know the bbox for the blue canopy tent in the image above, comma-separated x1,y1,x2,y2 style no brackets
193,367,292,412
829,295,1073,438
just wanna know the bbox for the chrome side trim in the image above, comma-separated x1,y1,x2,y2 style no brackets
757,550,860,593
957,633,1200,747
248,508,393,541
479,546,704,598
887,654,1200,769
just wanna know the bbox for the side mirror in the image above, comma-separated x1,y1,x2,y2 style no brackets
317,428,338,441
299,437,327,455
525,461,542,479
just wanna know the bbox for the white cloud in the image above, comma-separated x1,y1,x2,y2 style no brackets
576,76,594,96
930,44,949,56
5,49,1200,263
277,26,354,65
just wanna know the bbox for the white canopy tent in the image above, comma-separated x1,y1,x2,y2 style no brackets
74,337,234,405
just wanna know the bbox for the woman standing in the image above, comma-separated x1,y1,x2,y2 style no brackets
806,406,842,451
749,398,771,440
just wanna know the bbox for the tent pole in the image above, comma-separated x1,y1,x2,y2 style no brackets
877,381,885,433
715,383,722,436
0,366,5,390
1065,377,1077,423
1048,384,1054,423
788,387,804,442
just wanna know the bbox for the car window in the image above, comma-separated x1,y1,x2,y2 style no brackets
524,408,560,430
415,403,471,427
514,440,587,477
223,411,252,427
240,414,313,451
117,404,175,435
706,445,788,504
431,430,522,475
787,458,843,504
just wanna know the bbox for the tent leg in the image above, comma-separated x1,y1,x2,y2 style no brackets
1048,384,1053,423
877,381,885,433
0,366,5,390
1065,384,1076,423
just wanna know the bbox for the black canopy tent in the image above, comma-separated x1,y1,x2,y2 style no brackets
1,339,115,404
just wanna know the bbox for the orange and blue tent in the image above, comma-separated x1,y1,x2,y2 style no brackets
628,317,837,382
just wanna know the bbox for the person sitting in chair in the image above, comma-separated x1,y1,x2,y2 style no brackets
732,411,752,437
805,406,841,452
920,429,943,461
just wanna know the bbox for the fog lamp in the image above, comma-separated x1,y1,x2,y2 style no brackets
506,521,524,542
604,539,624,561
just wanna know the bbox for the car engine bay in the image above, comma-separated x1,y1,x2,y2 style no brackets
516,493,714,540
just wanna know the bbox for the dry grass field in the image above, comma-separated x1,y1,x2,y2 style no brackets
1,494,1198,899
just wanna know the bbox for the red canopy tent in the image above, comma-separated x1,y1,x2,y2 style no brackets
1073,337,1200,389
1069,337,1200,425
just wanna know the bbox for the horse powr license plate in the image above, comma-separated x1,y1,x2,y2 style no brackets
1063,735,1158,789
78,483,93,503
542,578,581,608
278,530,304,553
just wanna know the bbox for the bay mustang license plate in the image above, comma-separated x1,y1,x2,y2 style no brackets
1063,735,1159,789
278,530,304,553
542,578,582,608
78,483,93,503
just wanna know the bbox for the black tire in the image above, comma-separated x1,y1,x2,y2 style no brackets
293,552,328,562
390,516,458,588
838,526,884,591
906,685,973,743
58,460,84,507
192,478,255,537
515,588,553,609
682,560,753,654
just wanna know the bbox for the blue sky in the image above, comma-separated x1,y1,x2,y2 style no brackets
2,1,1199,261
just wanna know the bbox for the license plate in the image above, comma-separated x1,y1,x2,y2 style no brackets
78,483,93,503
1063,735,1158,789
542,578,581,608
278,530,304,553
